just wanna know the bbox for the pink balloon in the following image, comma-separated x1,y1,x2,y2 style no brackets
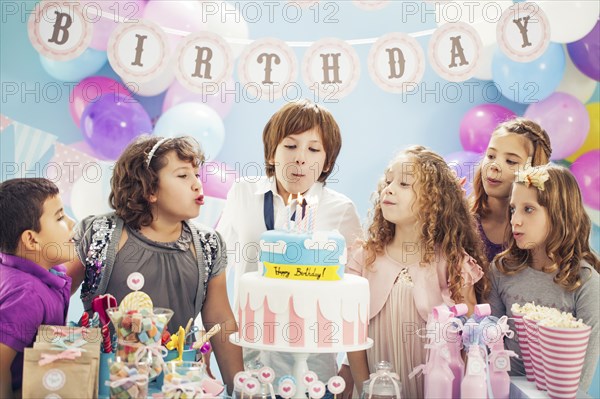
524,93,590,160
70,76,132,127
571,149,600,210
199,161,237,199
459,104,516,153
82,0,146,51
163,80,234,119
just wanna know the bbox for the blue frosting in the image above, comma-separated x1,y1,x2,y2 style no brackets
259,230,346,279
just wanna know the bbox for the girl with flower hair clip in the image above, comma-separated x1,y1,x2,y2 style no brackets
471,118,552,263
345,146,489,398
488,164,599,391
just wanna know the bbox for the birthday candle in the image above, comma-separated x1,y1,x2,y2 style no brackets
296,193,303,233
287,194,293,231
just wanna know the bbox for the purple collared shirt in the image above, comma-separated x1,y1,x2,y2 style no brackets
0,252,71,390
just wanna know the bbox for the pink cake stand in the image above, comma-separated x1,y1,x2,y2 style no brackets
230,333,373,399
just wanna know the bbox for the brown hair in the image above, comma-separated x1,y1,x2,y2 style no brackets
0,178,60,254
497,165,600,290
471,118,552,218
263,99,341,182
109,135,205,229
364,146,490,302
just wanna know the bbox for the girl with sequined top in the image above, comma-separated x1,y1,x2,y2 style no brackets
344,146,488,398
65,135,243,392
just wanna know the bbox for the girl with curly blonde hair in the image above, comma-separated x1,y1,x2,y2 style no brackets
489,164,599,390
345,146,488,398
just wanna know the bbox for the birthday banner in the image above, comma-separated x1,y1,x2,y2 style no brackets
27,1,558,99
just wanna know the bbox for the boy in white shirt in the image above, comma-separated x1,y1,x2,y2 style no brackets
217,99,362,388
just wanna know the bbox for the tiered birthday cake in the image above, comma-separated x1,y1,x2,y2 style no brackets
237,225,370,351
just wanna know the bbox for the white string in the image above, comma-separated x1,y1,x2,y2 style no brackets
82,8,436,47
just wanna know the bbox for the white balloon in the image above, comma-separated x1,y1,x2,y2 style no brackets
556,47,597,104
585,205,600,227
474,43,495,80
204,1,249,58
126,59,176,97
70,162,114,221
534,1,600,43
192,196,227,228
436,0,512,46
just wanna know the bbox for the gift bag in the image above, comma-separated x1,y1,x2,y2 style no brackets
22,347,98,399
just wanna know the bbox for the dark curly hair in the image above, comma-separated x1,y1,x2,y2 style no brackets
109,135,204,229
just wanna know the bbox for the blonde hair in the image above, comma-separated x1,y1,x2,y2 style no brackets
471,118,552,218
262,99,341,182
364,146,489,302
497,165,600,290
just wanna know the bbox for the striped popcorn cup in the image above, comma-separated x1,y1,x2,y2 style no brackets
539,323,591,399
523,315,545,390
513,312,534,382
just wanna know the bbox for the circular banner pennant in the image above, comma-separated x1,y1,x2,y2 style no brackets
368,32,425,93
497,3,551,63
107,19,169,83
28,1,92,61
302,38,360,100
428,21,483,82
174,31,233,94
238,38,297,100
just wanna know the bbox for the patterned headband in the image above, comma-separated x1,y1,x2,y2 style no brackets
146,138,170,167
514,163,550,191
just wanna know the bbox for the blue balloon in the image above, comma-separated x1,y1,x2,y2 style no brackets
591,223,600,254
492,43,566,104
153,102,225,160
39,48,107,82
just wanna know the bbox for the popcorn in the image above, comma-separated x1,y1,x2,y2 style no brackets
539,317,588,329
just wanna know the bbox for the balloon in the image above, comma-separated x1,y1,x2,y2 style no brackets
199,161,238,199
126,62,175,97
81,0,146,51
566,103,600,162
573,152,600,209
556,47,597,103
459,104,516,153
444,151,483,196
39,49,107,82
142,0,206,49
436,1,513,46
492,43,565,104
524,93,590,160
534,1,600,43
585,205,600,228
163,79,234,119
571,150,600,210
474,43,495,81
203,1,250,58
591,223,600,253
70,161,114,221
80,93,152,159
70,76,132,127
567,21,600,81
153,102,225,161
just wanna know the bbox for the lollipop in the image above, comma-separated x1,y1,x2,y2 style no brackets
119,291,153,312
308,381,326,399
303,371,318,386
234,371,250,392
79,312,89,328
277,377,297,399
243,376,260,398
101,324,113,353
327,376,346,399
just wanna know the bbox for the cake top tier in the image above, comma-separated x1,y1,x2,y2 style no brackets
259,230,347,281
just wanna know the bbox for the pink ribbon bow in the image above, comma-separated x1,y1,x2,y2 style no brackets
38,349,82,366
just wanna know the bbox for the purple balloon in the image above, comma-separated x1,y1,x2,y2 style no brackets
459,104,516,153
571,149,600,210
524,92,590,160
80,93,152,160
567,21,600,82
444,151,483,196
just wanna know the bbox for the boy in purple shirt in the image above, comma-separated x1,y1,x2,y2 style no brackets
0,178,75,398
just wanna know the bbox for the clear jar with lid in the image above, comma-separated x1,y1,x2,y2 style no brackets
360,361,402,399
